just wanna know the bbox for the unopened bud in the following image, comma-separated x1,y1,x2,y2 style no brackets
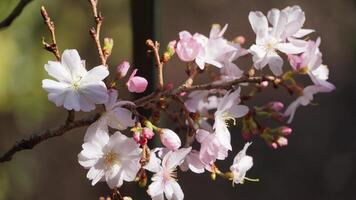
271,142,278,149
277,137,288,147
279,126,292,136
103,37,114,56
159,128,181,151
133,132,141,143
269,101,284,112
142,128,154,139
116,61,130,79
234,36,246,45
260,81,269,88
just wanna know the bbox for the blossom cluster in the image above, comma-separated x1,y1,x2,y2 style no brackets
41,5,334,200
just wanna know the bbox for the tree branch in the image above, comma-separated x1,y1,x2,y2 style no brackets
88,0,107,66
0,75,282,163
0,0,34,30
0,114,100,163
41,6,61,61
146,39,164,89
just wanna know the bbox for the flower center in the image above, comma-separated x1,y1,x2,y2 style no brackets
104,151,119,166
71,76,82,90
163,168,177,183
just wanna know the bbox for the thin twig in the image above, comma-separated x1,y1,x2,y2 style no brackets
41,6,61,61
0,0,34,30
0,114,100,163
88,0,106,66
146,39,164,89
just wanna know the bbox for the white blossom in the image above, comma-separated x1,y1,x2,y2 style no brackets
78,130,142,188
42,49,109,111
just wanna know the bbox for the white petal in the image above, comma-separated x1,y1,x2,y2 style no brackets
228,105,249,118
81,65,109,84
248,11,268,42
63,90,81,111
163,147,192,170
293,29,314,38
276,42,306,54
267,8,280,27
42,80,69,107
148,180,164,197
87,160,105,185
79,82,109,104
83,119,110,145
170,180,184,200
268,53,283,76
44,61,71,83
61,49,87,78
107,107,135,130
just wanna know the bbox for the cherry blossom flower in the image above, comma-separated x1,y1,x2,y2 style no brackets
230,142,254,185
127,69,148,93
147,147,191,200
176,31,203,62
288,38,335,91
248,7,309,76
196,129,228,166
78,130,142,188
180,149,208,173
214,88,249,150
159,128,181,151
284,84,332,123
42,49,109,111
194,24,239,69
83,89,136,142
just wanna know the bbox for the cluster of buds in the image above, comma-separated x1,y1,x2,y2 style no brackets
131,124,155,146
261,126,293,149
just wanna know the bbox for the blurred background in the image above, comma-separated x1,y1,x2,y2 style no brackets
0,0,355,199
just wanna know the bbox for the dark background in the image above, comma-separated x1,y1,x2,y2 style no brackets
0,0,355,199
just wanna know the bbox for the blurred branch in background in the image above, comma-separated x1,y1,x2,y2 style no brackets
0,0,34,30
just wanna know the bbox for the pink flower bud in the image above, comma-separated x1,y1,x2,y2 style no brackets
167,40,177,53
139,137,148,146
269,101,284,112
133,132,141,143
117,61,130,78
142,128,154,139
280,126,292,136
127,69,148,93
159,128,181,150
271,142,278,149
235,36,246,45
176,31,202,62
260,81,269,88
277,137,288,147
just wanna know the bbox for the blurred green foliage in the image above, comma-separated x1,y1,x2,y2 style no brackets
0,0,132,199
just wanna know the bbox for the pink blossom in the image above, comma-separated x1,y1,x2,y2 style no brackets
126,69,148,93
116,61,130,78
176,31,202,62
269,101,284,111
196,129,228,165
159,128,181,151
142,128,154,139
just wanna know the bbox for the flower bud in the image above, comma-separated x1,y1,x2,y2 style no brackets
103,37,114,56
133,132,141,143
279,126,292,136
268,101,284,112
123,197,133,200
116,61,130,78
127,69,148,93
234,36,246,45
142,128,154,139
260,81,269,88
159,128,181,150
276,137,288,147
271,142,278,149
